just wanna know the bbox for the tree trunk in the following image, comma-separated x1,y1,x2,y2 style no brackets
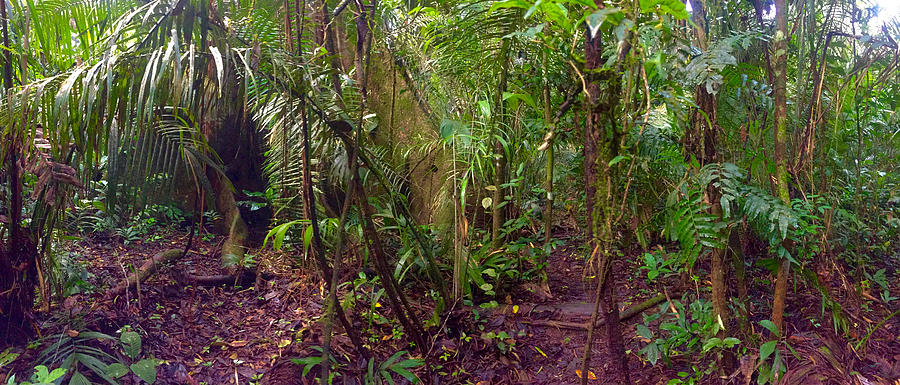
0,0,35,344
542,47,554,252
580,17,629,384
491,37,511,248
730,226,750,333
771,0,792,335
687,1,729,357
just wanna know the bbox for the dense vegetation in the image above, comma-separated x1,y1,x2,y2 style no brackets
1,0,898,383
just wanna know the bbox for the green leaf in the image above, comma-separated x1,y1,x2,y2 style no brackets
0,348,19,368
68,371,90,385
702,337,722,352
608,155,630,167
121,331,142,359
759,341,777,362
263,220,306,251
636,324,653,340
585,7,622,38
639,0,689,19
759,320,780,337
130,359,158,384
639,342,660,365
539,2,570,31
303,224,315,253
488,0,531,13
106,363,129,379
35,365,50,380
391,365,420,383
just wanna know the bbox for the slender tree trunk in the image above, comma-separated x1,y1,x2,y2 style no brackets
686,2,729,370
542,47,553,252
730,226,750,333
580,17,630,384
319,0,343,103
296,0,369,360
771,0,792,335
491,37,511,248
320,146,356,384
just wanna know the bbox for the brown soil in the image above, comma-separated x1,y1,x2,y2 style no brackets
4,226,900,385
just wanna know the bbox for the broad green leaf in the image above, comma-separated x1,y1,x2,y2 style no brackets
639,0,689,19
723,337,741,347
636,324,653,340
585,7,622,38
106,363,129,379
760,320,780,336
759,341,777,362
702,337,722,352
121,331,142,359
130,359,158,384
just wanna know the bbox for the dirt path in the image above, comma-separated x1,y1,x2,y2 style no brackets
464,233,665,384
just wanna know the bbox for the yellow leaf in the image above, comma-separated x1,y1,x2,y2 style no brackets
575,370,597,380
229,353,238,360
382,335,392,341
512,305,519,314
230,340,249,347
277,339,291,348
375,302,382,308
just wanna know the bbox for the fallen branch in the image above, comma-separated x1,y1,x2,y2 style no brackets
523,293,669,330
108,214,197,299
107,249,183,298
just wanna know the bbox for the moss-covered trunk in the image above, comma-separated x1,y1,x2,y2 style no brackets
581,23,629,383
771,0,792,335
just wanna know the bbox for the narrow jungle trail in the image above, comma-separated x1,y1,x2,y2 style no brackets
472,232,668,384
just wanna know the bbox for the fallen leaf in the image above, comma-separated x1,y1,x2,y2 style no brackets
67,330,80,337
230,340,249,348
575,369,597,380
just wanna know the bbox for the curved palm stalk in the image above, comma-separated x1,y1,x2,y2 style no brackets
319,116,357,384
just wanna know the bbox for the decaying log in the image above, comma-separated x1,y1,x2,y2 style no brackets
182,270,258,287
108,249,183,298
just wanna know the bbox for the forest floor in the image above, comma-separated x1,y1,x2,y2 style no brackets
5,226,900,385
